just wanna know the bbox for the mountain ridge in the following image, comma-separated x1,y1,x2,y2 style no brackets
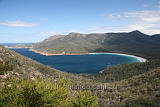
33,30,160,59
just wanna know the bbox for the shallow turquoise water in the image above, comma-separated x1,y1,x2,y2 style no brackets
11,48,140,74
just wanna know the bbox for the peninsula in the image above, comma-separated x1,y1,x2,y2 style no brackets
31,31,160,59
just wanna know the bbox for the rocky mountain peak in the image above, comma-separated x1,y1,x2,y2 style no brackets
129,30,143,34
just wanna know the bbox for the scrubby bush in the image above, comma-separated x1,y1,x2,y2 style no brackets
0,78,98,107
72,90,98,107
0,61,13,75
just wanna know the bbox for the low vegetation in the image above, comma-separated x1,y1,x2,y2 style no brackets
0,45,160,106
0,78,98,107
95,59,160,82
0,60,13,75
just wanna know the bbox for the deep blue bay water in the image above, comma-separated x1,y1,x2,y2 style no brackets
10,48,140,74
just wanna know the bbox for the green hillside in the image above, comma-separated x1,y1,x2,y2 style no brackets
0,45,92,83
81,59,160,106
97,67,160,107
97,59,160,82
33,31,160,59
0,45,99,106
1,45,160,106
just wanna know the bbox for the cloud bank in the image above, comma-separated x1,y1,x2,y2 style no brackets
104,10,160,34
42,10,160,35
0,20,37,27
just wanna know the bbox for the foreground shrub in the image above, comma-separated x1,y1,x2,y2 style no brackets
72,90,98,107
0,78,98,107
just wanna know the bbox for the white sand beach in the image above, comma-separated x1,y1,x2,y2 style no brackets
89,53,147,62
20,48,147,62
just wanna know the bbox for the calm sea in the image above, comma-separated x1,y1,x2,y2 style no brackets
0,43,33,46
9,48,140,74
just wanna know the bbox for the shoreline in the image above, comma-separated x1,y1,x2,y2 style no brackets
89,53,147,62
7,47,147,62
29,49,90,56
5,46,31,49
29,49,147,62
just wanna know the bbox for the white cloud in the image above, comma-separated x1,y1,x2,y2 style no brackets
70,10,160,35
40,31,70,35
125,10,160,22
0,20,37,27
107,10,160,23
104,10,160,34
41,10,160,36
81,26,128,33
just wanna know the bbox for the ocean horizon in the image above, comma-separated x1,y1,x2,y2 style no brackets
0,43,34,46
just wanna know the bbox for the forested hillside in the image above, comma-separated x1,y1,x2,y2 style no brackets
0,45,92,83
33,30,160,59
82,59,160,106
97,67,160,106
0,45,160,106
0,45,99,107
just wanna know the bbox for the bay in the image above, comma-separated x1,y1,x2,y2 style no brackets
10,48,140,74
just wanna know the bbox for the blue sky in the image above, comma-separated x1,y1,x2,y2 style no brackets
0,0,160,43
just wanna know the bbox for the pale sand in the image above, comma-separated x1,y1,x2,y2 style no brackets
29,49,90,56
89,53,147,62
29,49,147,62
5,46,147,63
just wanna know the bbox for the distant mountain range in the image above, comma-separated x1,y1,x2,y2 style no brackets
33,30,160,59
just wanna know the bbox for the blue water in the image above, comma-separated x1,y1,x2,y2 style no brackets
0,43,33,46
10,48,140,74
